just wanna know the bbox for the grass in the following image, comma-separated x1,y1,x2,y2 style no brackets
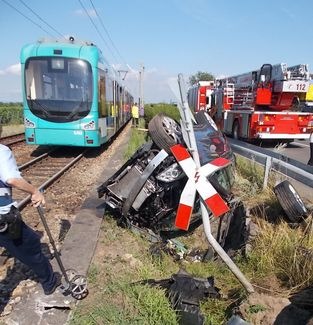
70,126,313,324
248,216,313,291
124,118,149,159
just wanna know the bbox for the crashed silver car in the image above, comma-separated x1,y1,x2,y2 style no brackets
97,111,246,251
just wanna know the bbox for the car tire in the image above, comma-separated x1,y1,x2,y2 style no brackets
274,180,308,223
148,114,183,153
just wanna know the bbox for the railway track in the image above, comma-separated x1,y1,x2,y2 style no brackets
15,147,87,210
0,133,25,147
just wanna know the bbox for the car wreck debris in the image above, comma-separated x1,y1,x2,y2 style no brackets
97,113,244,250
137,269,221,325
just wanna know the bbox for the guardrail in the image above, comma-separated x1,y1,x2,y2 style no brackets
229,139,313,189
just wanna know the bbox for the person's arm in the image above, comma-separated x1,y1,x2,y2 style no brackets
6,177,45,207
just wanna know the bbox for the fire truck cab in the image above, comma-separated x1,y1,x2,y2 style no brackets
214,63,313,142
187,80,215,113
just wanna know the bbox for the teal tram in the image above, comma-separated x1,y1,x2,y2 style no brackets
21,37,133,147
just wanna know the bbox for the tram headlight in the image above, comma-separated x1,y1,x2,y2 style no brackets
24,117,35,128
82,120,96,130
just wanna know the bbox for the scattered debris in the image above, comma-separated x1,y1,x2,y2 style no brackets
136,268,221,325
226,314,250,325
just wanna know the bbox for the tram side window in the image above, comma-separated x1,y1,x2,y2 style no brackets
98,70,106,117
106,76,113,116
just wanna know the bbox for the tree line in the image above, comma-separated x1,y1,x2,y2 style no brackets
189,71,215,85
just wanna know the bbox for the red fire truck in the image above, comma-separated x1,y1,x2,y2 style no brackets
214,63,313,142
187,80,215,113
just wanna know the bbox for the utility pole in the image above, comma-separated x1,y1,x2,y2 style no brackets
139,63,145,114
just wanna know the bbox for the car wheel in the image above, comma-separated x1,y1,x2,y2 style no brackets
274,180,308,223
148,114,183,153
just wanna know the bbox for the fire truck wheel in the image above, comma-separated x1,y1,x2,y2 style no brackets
274,180,308,223
148,114,183,154
232,121,240,140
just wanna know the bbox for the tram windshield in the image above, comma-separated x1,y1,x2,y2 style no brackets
25,57,93,122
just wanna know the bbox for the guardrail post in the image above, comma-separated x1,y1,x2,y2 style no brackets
263,156,272,189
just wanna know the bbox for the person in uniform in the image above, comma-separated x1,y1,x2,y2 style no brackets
0,144,61,295
131,102,139,127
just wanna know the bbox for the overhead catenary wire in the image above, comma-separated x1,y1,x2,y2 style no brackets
18,0,65,39
89,0,127,67
77,0,119,64
1,0,55,38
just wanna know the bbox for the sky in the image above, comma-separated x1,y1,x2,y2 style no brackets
1,0,313,104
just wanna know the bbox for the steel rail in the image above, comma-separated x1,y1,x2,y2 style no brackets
18,151,54,170
1,134,25,146
17,151,86,210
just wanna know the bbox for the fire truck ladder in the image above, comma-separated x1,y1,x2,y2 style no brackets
224,83,235,106
174,74,254,293
234,88,254,108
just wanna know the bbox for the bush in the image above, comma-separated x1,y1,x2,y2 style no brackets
0,104,23,125
144,103,181,126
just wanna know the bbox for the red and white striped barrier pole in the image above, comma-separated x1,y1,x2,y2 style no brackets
170,144,230,230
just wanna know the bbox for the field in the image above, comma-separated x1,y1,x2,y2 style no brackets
0,102,23,125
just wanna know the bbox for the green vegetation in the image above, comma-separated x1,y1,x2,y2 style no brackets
189,71,215,86
0,102,23,125
71,111,313,324
144,103,180,125
124,118,149,159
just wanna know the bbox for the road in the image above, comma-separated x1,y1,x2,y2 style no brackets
257,139,310,165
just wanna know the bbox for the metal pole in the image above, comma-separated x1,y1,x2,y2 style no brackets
141,65,145,111
37,206,70,283
201,204,254,293
263,156,272,189
138,68,142,108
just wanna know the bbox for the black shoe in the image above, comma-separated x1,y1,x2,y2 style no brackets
44,272,62,295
